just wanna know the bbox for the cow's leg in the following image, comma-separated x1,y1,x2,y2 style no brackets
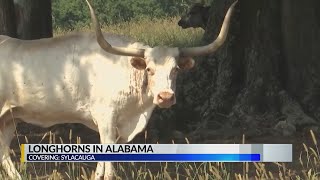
92,108,117,180
0,108,22,180
98,128,116,180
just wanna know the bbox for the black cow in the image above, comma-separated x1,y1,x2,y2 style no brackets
178,3,210,30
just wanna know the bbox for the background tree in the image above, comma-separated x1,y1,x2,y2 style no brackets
152,0,320,143
0,0,17,37
14,0,52,39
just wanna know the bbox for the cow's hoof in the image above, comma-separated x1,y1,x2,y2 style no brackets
94,174,103,180
94,175,114,180
94,175,102,180
104,175,114,180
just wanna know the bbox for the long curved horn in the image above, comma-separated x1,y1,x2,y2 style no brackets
85,0,145,57
179,1,238,57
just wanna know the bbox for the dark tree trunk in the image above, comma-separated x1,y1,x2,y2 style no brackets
14,0,52,39
281,0,320,123
0,0,17,37
197,0,319,138
233,0,287,135
147,0,320,143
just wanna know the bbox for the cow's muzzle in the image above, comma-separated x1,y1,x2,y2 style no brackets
155,91,176,108
178,19,188,29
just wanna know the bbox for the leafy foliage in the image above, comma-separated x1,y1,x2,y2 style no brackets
52,0,204,30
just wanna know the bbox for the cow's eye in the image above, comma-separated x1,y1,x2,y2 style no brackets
146,67,155,75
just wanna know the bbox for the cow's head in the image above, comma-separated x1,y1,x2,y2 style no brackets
178,3,210,29
129,48,195,108
85,0,237,108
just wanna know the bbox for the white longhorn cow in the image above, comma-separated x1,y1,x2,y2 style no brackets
0,0,237,179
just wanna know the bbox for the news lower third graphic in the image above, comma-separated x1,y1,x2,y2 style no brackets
21,144,292,162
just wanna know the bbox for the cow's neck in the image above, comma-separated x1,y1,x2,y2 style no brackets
127,68,153,109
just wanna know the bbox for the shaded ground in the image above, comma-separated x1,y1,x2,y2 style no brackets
8,122,319,179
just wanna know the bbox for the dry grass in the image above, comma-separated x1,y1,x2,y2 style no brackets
54,16,205,47
3,129,319,180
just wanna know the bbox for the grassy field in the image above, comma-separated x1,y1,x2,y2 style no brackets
55,17,205,47
4,128,320,180
1,17,320,179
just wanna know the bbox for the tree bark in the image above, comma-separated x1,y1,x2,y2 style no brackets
147,0,320,142
281,0,320,122
197,0,319,138
0,0,17,37
14,0,52,39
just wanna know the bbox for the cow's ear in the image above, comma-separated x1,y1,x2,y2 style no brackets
178,57,195,70
130,57,146,70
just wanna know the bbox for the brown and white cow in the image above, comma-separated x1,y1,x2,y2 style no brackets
0,0,237,179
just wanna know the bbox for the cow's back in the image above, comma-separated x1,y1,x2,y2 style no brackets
0,32,151,130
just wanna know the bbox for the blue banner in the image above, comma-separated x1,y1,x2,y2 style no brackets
26,153,260,162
